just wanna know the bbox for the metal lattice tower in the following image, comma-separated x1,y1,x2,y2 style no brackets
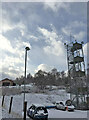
64,37,86,109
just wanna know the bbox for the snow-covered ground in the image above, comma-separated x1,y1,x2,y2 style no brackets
48,109,87,118
0,89,88,119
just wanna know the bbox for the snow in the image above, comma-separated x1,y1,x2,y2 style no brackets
48,109,87,118
37,110,45,114
0,89,88,119
67,105,75,109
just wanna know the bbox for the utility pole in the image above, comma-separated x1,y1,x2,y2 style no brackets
24,47,30,105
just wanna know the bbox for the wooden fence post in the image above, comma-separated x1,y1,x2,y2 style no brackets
2,95,5,107
24,101,27,120
9,97,13,114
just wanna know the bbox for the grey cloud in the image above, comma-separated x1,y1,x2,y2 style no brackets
1,72,14,80
1,2,87,79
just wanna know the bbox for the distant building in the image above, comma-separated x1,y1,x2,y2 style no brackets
0,78,16,86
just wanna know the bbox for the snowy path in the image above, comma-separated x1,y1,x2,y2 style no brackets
1,107,22,119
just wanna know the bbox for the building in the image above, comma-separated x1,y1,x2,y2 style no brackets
0,78,16,86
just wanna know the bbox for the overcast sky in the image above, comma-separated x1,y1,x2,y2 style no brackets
0,2,88,80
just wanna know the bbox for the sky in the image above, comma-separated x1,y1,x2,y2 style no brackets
0,2,88,80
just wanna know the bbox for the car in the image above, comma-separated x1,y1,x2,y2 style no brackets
27,104,48,120
55,100,75,112
55,101,66,111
